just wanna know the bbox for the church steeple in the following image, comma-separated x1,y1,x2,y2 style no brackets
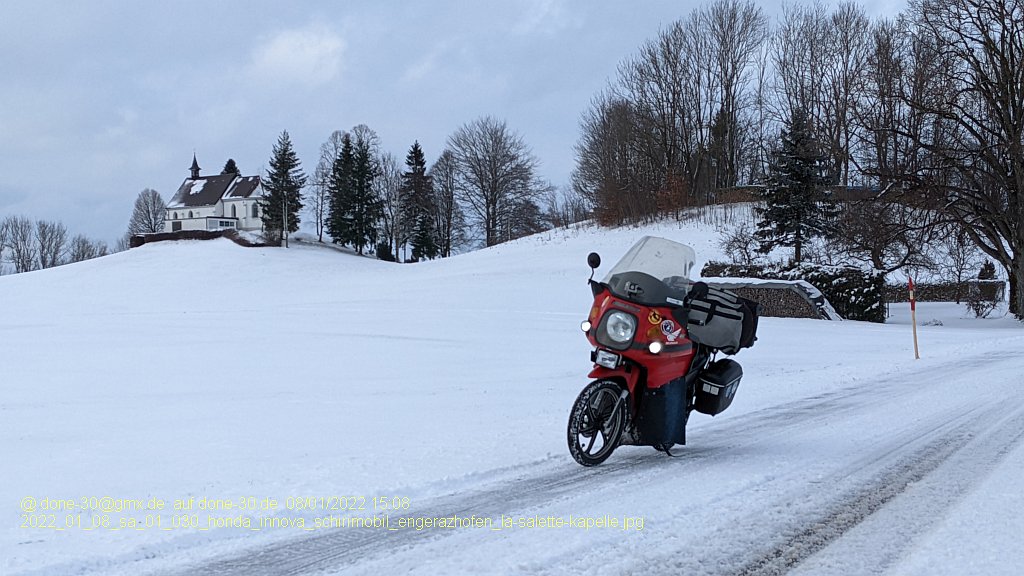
190,153,201,179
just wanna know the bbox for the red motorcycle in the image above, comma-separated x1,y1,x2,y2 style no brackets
568,237,758,466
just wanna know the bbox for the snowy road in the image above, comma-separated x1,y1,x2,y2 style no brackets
156,344,1024,576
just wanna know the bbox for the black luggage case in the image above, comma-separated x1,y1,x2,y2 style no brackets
694,359,742,416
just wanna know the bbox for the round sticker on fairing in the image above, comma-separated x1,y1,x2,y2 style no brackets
648,311,662,324
661,319,682,342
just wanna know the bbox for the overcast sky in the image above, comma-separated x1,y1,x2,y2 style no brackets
0,1,906,245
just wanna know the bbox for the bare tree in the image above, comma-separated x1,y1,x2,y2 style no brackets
429,149,467,257
68,234,101,263
351,124,381,159
447,117,540,247
853,18,919,188
35,220,68,269
703,0,769,189
311,130,347,242
374,151,404,260
898,0,1024,317
937,223,984,303
544,184,591,228
821,2,872,186
719,221,761,265
573,92,656,224
617,14,719,205
577,2,769,220
769,1,874,186
833,196,941,273
128,188,166,235
4,215,38,273
747,41,775,183
0,217,8,273
114,232,131,253
771,2,832,128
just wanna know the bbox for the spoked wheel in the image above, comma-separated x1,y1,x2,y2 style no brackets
567,380,626,466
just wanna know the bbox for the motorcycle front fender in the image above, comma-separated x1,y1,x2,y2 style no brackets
587,365,640,395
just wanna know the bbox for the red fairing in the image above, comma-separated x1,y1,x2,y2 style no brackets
586,287,695,390
587,365,640,393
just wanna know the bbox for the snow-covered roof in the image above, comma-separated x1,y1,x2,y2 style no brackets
166,174,262,209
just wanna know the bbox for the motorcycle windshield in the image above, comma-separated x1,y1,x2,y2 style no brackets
602,236,697,286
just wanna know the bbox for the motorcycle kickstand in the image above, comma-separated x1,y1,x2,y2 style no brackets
656,444,679,457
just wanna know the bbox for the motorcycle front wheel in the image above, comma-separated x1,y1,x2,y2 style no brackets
567,380,626,466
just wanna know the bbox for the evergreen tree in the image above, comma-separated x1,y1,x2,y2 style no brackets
222,158,240,175
979,260,996,280
755,108,836,264
346,136,382,255
326,132,355,244
410,213,439,261
401,141,438,260
260,131,306,243
325,128,384,255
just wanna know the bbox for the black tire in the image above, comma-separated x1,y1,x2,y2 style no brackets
567,380,626,466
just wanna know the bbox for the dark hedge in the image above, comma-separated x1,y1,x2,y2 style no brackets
884,280,1005,303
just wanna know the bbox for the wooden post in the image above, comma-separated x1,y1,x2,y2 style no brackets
909,276,920,359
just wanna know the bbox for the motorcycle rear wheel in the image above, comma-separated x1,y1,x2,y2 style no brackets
567,380,626,466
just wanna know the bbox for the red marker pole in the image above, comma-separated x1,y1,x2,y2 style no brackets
909,277,920,359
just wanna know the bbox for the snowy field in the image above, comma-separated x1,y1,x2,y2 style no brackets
2,217,1023,576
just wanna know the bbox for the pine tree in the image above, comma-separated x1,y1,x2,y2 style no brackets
410,213,438,261
346,137,382,255
755,108,836,264
222,158,240,175
401,141,437,260
326,133,355,244
325,129,384,255
260,131,306,243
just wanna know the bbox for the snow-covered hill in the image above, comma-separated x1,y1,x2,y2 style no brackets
2,217,1022,576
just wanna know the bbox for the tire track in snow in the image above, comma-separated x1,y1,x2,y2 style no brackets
763,404,1024,576
150,351,1016,576
659,403,1024,576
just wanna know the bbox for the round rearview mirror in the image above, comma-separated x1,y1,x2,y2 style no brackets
587,252,601,270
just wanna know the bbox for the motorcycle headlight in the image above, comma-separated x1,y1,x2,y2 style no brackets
604,311,636,344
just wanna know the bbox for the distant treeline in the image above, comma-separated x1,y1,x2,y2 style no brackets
0,215,111,275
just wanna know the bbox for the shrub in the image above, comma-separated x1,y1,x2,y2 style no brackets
375,241,396,262
979,259,996,280
967,260,1000,318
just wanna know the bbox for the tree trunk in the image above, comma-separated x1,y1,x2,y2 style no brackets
794,220,803,264
1011,255,1024,319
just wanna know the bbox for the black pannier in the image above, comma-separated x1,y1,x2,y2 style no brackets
694,358,743,416
683,282,760,355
